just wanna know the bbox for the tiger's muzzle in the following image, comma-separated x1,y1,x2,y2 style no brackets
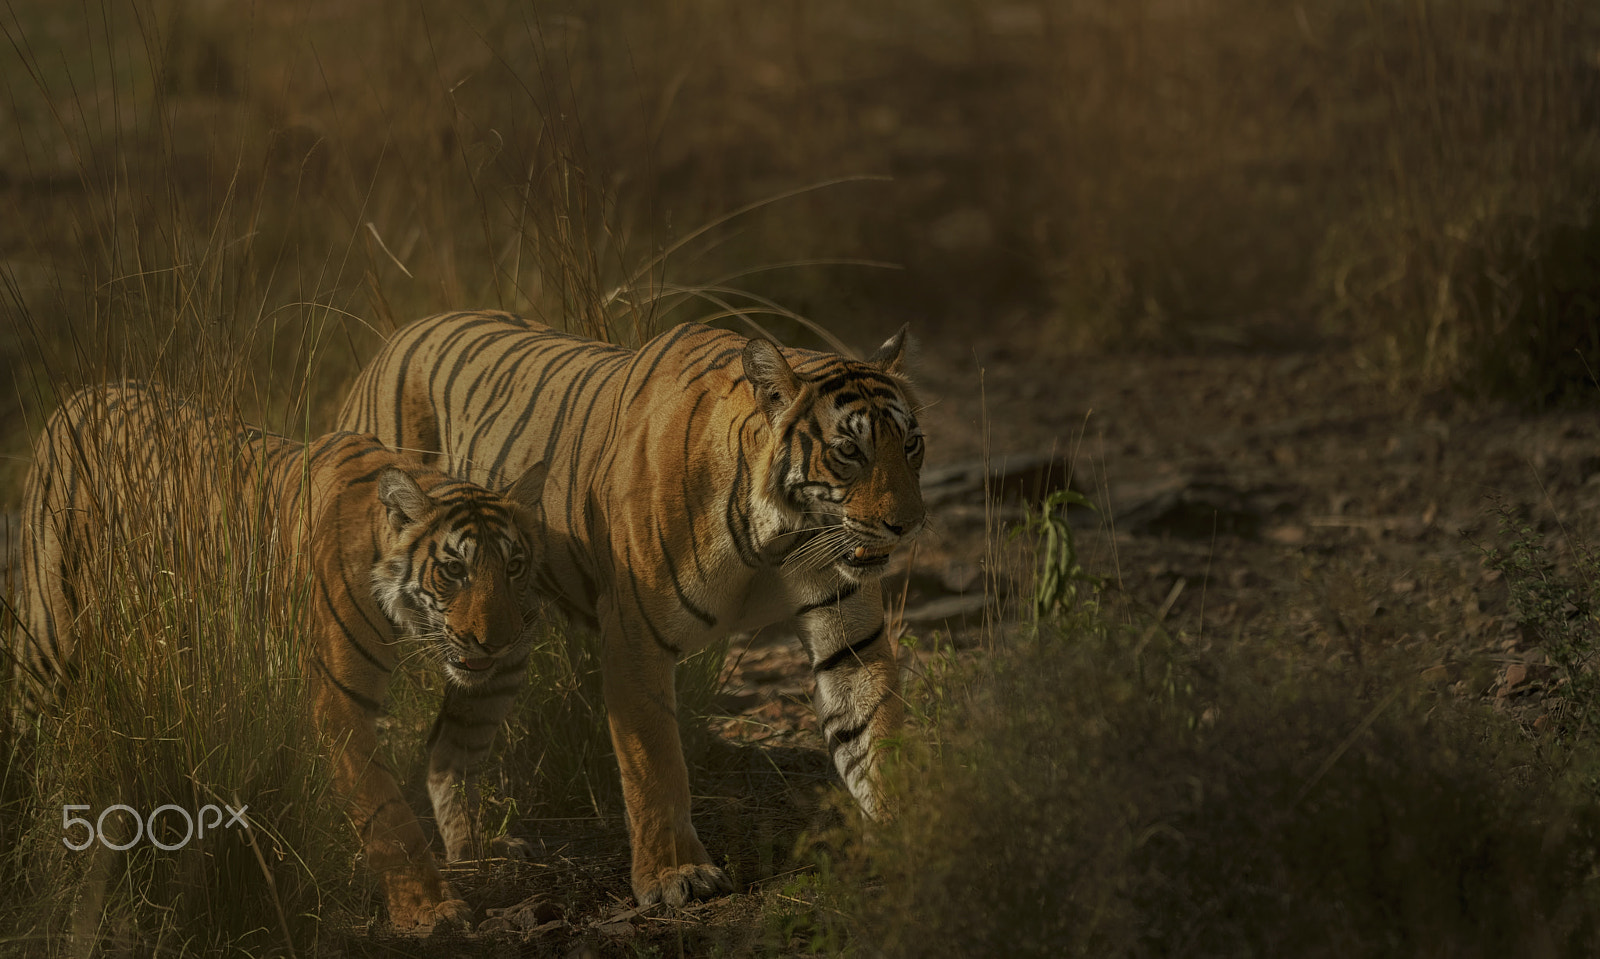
837,512,924,572
442,628,517,684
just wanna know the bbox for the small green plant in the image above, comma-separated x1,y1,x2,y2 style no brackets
1021,489,1099,625
1478,504,1600,741
760,853,852,957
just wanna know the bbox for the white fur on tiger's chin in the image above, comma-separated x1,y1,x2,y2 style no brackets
371,560,499,687
442,655,502,687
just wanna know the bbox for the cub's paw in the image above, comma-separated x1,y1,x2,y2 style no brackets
387,887,473,932
634,862,734,908
422,897,474,930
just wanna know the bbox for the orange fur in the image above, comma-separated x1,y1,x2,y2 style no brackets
16,382,548,929
340,313,926,905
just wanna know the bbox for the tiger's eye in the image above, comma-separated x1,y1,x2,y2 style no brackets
835,439,860,459
442,559,468,580
506,557,525,578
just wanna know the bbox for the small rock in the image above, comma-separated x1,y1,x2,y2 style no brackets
488,894,566,931
1265,525,1306,546
900,593,990,627
1503,663,1528,689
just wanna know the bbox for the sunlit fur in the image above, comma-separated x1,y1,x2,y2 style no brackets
15,382,548,930
338,311,926,907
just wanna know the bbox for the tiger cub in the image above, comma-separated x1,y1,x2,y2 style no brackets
339,312,926,907
14,382,548,929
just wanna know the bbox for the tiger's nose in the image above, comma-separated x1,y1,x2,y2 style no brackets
457,631,499,655
884,508,925,538
886,516,928,538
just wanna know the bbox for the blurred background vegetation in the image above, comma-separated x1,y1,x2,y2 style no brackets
5,0,1600,446
6,0,1600,953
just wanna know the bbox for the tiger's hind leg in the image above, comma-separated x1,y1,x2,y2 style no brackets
426,649,532,862
14,446,84,727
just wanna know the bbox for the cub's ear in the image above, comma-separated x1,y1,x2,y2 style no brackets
869,323,912,376
742,336,802,425
377,467,435,532
502,460,549,513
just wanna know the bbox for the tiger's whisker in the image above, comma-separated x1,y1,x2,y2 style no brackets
782,527,845,562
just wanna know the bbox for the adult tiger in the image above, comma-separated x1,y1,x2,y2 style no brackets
338,311,926,907
15,382,548,929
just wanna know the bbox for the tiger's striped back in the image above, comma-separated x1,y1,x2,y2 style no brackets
15,381,549,930
339,311,927,907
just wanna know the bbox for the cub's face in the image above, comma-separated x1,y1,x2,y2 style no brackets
372,464,549,686
744,327,927,577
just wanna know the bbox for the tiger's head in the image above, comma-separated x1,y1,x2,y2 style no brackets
743,327,926,578
370,463,549,686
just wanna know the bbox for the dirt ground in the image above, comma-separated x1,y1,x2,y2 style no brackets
334,320,1600,955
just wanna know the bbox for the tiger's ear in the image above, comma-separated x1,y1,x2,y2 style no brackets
869,324,912,377
501,460,548,513
377,467,435,532
742,337,801,425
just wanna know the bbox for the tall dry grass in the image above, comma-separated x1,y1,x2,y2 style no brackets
9,0,1597,411
2,385,351,954
1317,0,1600,399
1,2,752,950
0,59,362,943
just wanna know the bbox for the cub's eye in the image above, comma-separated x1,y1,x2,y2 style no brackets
833,439,860,460
905,433,924,454
506,556,526,579
441,559,468,581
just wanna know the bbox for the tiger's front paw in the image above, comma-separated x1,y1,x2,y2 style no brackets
633,862,733,908
421,897,473,930
385,875,473,932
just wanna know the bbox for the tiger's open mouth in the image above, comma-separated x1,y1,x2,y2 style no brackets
843,544,893,569
450,656,495,673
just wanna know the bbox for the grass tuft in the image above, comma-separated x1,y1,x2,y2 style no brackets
777,550,1600,958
